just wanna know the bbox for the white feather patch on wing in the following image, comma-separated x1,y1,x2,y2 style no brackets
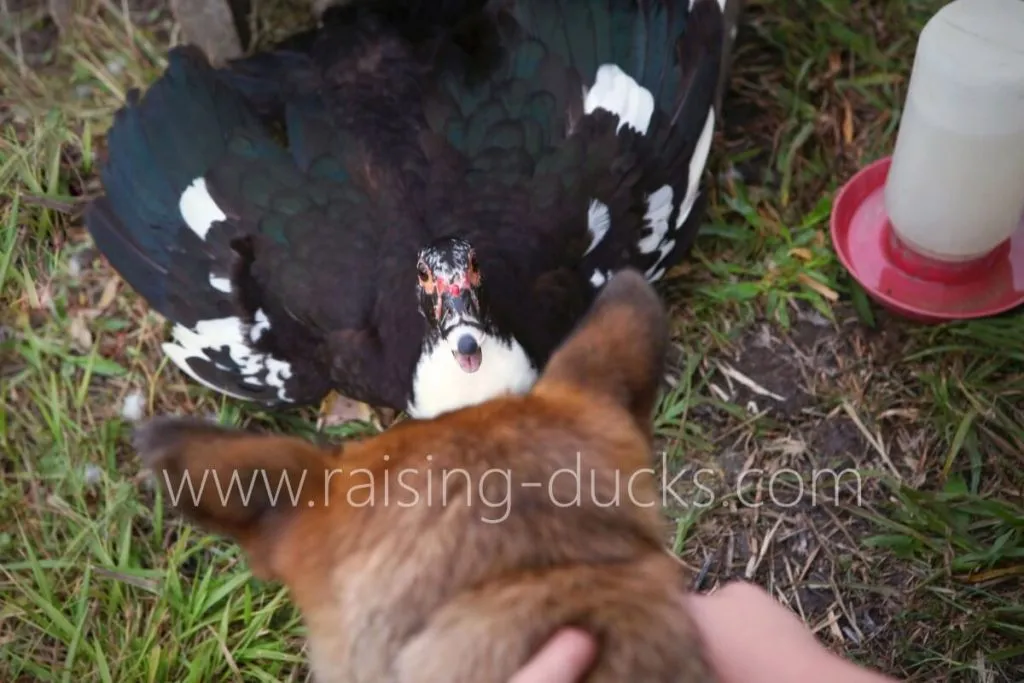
583,64,655,136
675,108,716,234
208,275,232,293
179,177,226,240
638,185,675,255
640,109,716,282
585,199,611,255
161,315,294,402
250,309,271,343
638,186,679,281
689,0,728,10
646,266,667,282
645,241,675,281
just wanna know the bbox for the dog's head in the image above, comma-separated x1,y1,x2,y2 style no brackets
135,269,675,680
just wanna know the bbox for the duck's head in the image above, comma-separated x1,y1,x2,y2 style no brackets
408,236,538,420
415,237,493,374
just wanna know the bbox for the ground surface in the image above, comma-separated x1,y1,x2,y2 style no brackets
2,0,1023,681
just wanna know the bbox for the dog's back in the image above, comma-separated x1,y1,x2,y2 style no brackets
134,270,716,682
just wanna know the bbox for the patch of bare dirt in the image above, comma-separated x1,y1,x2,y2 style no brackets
663,305,925,659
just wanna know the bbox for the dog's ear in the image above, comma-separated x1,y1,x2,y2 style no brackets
535,269,669,425
133,416,331,579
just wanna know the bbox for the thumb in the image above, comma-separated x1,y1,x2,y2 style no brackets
508,629,597,683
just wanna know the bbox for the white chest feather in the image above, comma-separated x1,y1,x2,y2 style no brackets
406,334,537,420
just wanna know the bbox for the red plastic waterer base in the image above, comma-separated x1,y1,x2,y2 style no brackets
830,156,1024,324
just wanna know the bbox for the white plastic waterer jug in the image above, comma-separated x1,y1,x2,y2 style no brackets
883,0,1024,263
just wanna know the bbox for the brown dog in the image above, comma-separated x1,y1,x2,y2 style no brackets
134,269,717,682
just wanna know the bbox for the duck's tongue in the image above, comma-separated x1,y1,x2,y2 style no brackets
454,349,482,373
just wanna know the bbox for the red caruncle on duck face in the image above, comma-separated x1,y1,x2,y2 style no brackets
415,238,487,373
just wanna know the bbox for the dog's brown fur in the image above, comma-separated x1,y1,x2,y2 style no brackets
134,269,717,682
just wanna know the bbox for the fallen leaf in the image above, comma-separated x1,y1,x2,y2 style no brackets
69,314,93,351
24,273,40,310
97,278,119,310
788,247,814,261
317,392,375,430
798,273,839,301
843,99,854,144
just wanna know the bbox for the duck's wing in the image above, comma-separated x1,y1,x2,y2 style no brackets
419,0,728,362
559,0,728,285
85,45,416,410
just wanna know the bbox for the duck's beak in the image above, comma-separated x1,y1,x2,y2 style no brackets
438,288,484,373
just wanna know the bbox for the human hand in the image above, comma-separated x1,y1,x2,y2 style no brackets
682,581,896,683
508,628,596,683
508,581,898,683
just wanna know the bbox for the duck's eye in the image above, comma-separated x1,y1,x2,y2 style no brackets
466,250,481,286
417,263,431,283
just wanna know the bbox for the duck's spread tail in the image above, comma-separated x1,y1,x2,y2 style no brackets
86,45,313,406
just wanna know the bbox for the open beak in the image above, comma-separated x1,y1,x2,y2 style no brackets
438,289,484,373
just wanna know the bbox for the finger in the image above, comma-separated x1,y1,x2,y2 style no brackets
508,629,597,683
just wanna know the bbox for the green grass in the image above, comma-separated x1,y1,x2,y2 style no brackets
2,0,1023,681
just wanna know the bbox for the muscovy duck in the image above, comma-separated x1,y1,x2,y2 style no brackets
85,0,734,423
